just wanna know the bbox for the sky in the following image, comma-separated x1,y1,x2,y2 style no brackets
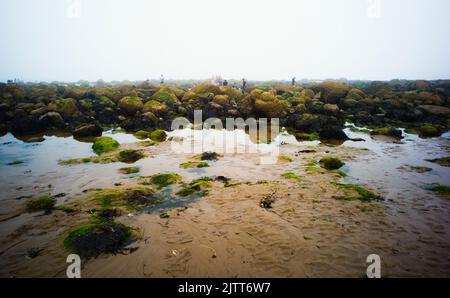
0,0,450,82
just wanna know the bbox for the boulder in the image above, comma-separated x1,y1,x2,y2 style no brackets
48,98,80,118
118,96,143,116
417,105,450,116
73,124,103,138
38,111,65,129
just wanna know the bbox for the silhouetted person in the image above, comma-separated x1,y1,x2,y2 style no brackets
160,74,164,84
291,77,296,86
242,78,247,92
223,79,228,86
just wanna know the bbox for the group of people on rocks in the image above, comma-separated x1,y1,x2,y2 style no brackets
158,74,297,93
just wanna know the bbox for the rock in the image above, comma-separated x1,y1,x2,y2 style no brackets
48,98,80,118
417,105,450,116
30,106,49,116
143,100,169,116
371,127,403,139
24,136,45,143
92,136,120,154
345,88,365,100
312,81,351,103
39,112,65,129
418,124,441,138
151,90,180,107
191,83,222,95
149,129,167,142
0,124,7,136
118,150,146,163
118,96,143,116
323,104,340,114
319,157,344,170
73,124,103,138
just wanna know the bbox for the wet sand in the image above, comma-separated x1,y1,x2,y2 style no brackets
0,129,449,277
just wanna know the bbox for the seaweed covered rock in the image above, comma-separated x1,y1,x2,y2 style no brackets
48,98,80,118
191,83,222,95
418,124,441,138
118,150,146,163
143,100,169,116
417,105,450,116
149,129,167,142
371,127,403,139
73,124,102,139
312,81,351,104
151,90,180,107
92,136,120,154
118,96,143,116
39,112,65,129
26,195,56,212
63,223,132,258
345,88,366,100
320,157,345,170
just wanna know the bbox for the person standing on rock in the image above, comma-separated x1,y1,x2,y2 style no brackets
223,79,228,86
160,74,164,84
291,77,296,86
242,78,247,93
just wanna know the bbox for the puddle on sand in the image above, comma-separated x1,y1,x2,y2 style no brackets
342,125,450,199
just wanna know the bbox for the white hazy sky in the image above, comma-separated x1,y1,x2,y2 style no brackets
1,0,449,82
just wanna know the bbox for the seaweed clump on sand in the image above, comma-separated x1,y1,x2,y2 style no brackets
141,173,182,189
118,167,140,174
180,161,209,169
117,149,146,163
92,136,120,154
370,127,403,139
63,223,133,258
426,157,450,167
176,177,213,197
199,152,219,161
281,172,301,180
336,183,383,202
319,157,345,170
26,195,56,213
425,184,450,195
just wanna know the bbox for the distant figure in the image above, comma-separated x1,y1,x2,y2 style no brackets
291,77,296,86
223,79,228,86
160,74,164,84
242,78,247,92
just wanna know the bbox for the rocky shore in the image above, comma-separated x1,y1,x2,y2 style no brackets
1,79,449,140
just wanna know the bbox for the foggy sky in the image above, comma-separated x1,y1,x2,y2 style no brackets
1,0,450,82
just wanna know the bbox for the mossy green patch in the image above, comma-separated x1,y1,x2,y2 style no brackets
426,156,450,167
281,172,301,180
92,136,119,154
118,167,140,174
26,195,56,212
63,222,132,258
279,155,293,162
134,130,151,140
370,127,403,139
319,157,344,170
180,161,210,169
410,166,432,173
425,184,450,195
418,124,440,138
144,173,182,188
149,130,167,142
335,183,382,202
176,177,212,197
118,150,146,163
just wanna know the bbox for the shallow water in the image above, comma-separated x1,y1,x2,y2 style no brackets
0,126,448,205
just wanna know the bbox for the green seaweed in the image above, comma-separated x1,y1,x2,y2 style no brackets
319,157,344,170
92,136,120,154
